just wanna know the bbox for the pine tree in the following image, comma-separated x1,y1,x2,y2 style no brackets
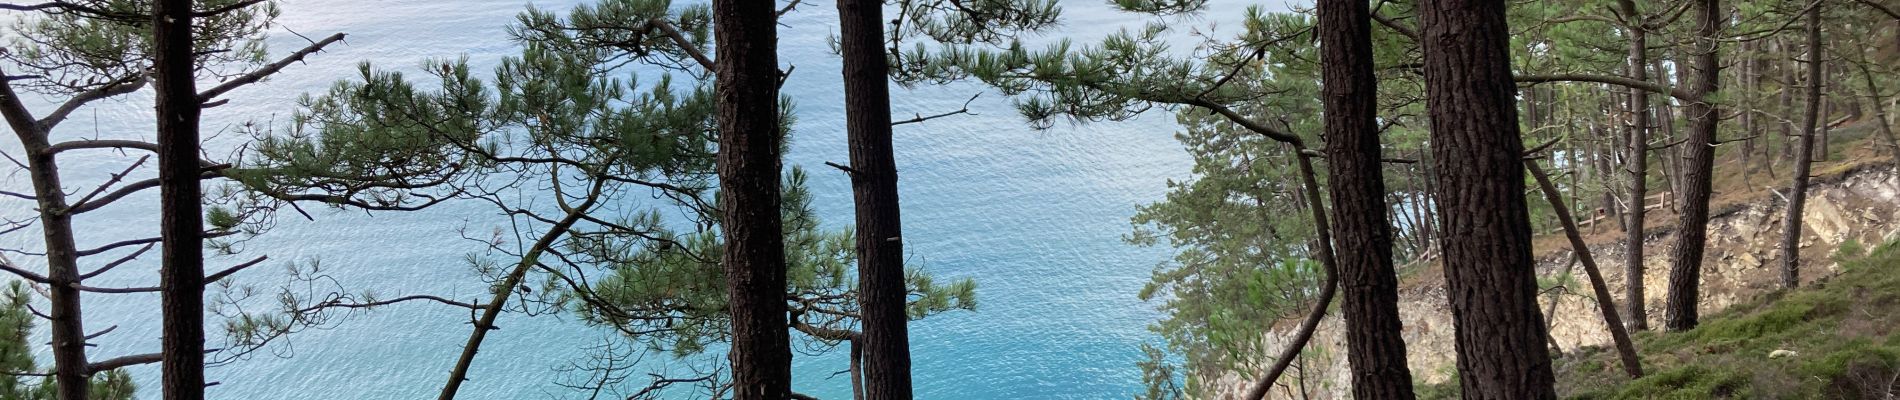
1316,0,1416,396
0,2,359,398
1417,0,1558,397
835,0,914,396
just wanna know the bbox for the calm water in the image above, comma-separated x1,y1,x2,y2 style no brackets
0,1,1281,398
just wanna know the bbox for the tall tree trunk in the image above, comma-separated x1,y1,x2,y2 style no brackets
1740,40,1757,181
1853,49,1900,159
1655,58,1683,212
1779,38,1797,167
1595,121,1624,233
1618,0,1652,332
1317,0,1416,396
1417,0,1558,397
1817,64,1833,162
1663,0,1723,332
836,0,913,398
1781,4,1823,291
1526,160,1644,378
0,75,90,400
713,1,793,398
154,0,207,397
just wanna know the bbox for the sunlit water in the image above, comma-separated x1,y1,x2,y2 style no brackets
0,1,1287,398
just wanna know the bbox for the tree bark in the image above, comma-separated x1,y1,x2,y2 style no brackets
836,0,913,398
1417,0,1558,397
0,74,90,400
1781,4,1822,291
1526,160,1645,378
1317,0,1417,396
1663,0,1723,332
713,1,793,398
1619,0,1652,331
154,0,206,397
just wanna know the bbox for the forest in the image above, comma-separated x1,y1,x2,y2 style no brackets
0,0,1898,399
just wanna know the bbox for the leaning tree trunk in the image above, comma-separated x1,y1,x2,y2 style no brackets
712,1,793,398
1781,4,1824,290
1618,0,1652,331
1663,0,1723,332
1317,0,1416,397
1853,49,1900,161
836,0,913,398
154,0,207,398
1526,160,1644,378
1417,0,1558,397
0,75,90,400
1240,153,1339,400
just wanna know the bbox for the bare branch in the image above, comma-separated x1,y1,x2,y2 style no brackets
891,93,980,126
87,352,161,372
45,139,157,155
0,258,50,283
0,1,141,22
1371,10,1417,40
204,256,268,284
76,230,233,257
67,168,223,214
72,283,156,294
1513,73,1693,100
647,18,713,72
1179,97,1305,146
38,74,146,131
295,295,485,313
776,0,803,16
1856,0,1900,19
0,189,33,201
191,0,263,17
197,33,347,104
69,155,149,210
84,325,117,340
822,161,857,176
80,242,153,280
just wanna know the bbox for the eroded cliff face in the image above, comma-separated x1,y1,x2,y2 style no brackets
1205,163,1900,399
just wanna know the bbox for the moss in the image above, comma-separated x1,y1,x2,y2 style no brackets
1415,371,1460,400
1646,290,1847,355
1834,238,1866,262
1557,238,1900,399
1586,365,1750,399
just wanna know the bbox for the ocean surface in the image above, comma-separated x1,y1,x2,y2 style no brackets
0,1,1285,398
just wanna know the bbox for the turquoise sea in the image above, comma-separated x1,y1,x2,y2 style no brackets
1,1,1287,398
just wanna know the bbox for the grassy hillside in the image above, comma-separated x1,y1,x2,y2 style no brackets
1422,238,1900,399
1557,238,1900,399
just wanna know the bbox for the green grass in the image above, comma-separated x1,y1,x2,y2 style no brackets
1556,239,1900,399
